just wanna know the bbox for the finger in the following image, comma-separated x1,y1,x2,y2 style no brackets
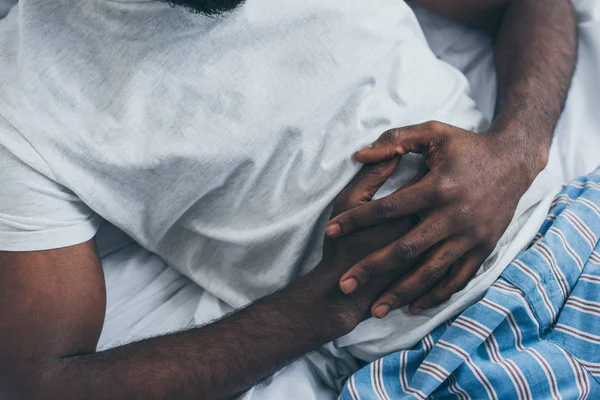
371,237,472,318
354,122,448,164
326,173,437,237
409,248,490,315
333,159,400,216
339,214,452,294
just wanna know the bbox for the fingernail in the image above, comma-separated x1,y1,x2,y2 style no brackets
340,278,358,294
374,304,390,318
326,223,342,237
411,307,424,316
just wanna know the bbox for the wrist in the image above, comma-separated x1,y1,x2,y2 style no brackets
293,262,365,335
485,120,550,186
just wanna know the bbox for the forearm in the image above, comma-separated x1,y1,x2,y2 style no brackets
33,265,359,400
489,0,577,176
3,164,416,400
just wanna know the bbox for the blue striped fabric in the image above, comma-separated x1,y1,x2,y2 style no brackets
340,167,600,399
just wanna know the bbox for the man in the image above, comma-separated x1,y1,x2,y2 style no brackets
0,0,576,399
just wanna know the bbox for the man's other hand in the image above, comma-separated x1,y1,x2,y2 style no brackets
316,157,422,326
325,121,543,318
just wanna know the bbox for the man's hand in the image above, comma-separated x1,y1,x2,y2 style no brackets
325,0,577,318
323,158,420,274
0,160,420,400
317,158,421,324
326,121,538,317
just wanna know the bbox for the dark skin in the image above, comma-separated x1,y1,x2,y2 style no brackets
327,0,578,318
0,161,417,400
0,0,578,398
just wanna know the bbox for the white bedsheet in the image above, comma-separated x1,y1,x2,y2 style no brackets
2,0,595,398
0,0,15,19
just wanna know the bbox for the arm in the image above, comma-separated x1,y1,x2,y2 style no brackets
0,244,350,400
326,0,577,317
418,0,577,170
0,160,415,400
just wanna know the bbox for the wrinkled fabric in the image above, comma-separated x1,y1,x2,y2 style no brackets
342,169,600,399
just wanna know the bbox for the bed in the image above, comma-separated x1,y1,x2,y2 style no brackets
2,0,600,398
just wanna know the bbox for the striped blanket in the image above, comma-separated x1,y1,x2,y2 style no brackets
341,168,600,399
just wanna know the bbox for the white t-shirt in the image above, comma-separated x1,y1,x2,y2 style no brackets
0,0,483,302
1,0,560,367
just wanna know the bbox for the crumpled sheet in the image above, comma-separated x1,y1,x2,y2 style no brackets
98,1,600,398
2,0,597,398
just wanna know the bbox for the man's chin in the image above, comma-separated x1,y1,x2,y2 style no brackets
162,0,245,15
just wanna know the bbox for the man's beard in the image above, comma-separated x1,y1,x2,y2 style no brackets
162,0,245,16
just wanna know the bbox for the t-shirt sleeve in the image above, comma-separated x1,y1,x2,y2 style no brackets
0,144,102,251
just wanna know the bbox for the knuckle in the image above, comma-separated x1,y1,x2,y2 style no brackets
424,120,444,132
438,175,457,194
437,132,451,144
425,121,452,144
341,214,359,233
358,263,376,282
431,289,452,305
441,248,461,263
362,161,393,179
373,198,396,219
381,129,401,143
457,203,476,219
470,225,489,242
423,264,446,284
393,241,417,263
434,176,459,202
345,195,366,210
388,290,410,308
422,219,446,240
